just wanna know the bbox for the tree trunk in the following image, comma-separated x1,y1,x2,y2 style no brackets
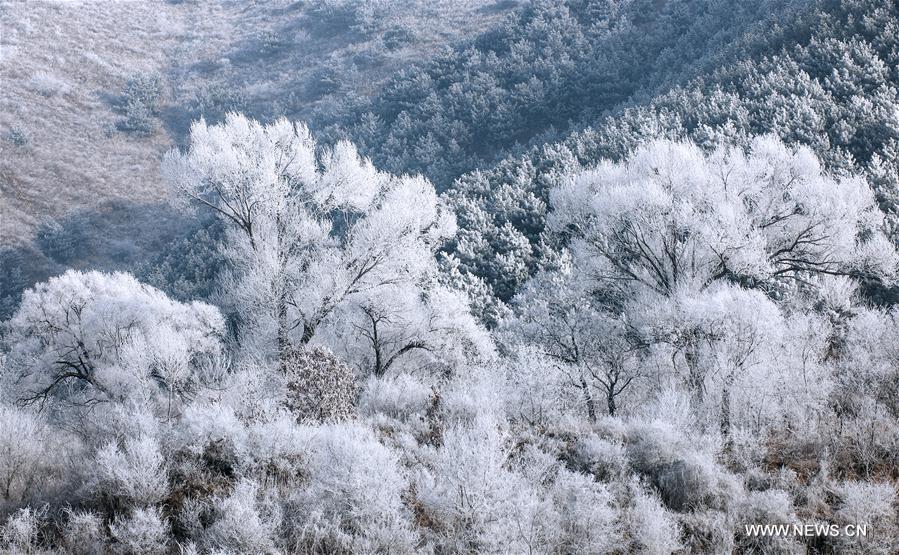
606,386,616,417
720,383,732,445
684,340,704,410
300,321,315,345
277,297,291,372
370,314,384,377
372,342,384,377
580,374,597,422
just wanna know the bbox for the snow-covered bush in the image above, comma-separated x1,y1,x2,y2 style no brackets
7,125,28,147
60,510,106,555
358,372,431,422
282,423,416,553
571,433,630,483
174,402,249,461
547,467,621,553
284,347,357,423
1,506,46,553
831,481,898,555
200,479,280,553
439,363,507,426
118,73,161,136
625,483,683,555
678,509,735,554
108,507,169,555
501,344,584,428
26,71,71,97
412,415,542,553
735,490,803,554
95,436,168,507
0,406,70,505
357,372,435,445
624,422,742,512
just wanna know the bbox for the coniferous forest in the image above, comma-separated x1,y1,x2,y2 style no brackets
2,1,899,553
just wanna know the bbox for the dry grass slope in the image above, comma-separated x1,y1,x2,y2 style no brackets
0,0,511,247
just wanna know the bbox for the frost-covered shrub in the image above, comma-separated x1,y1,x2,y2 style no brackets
27,71,71,97
284,347,357,423
414,423,624,554
174,402,248,463
383,24,415,50
305,0,385,37
34,219,80,263
193,84,247,122
166,405,257,527
831,481,898,555
242,414,311,489
108,507,168,555
171,403,253,496
282,423,416,553
412,415,540,553
119,101,156,135
138,217,225,304
61,510,106,555
653,454,741,513
6,126,28,147
829,396,899,478
95,436,168,507
122,73,161,113
358,373,431,429
625,422,741,512
439,363,506,426
735,490,803,554
678,509,735,554
637,389,697,436
258,30,286,54
729,427,770,473
625,423,691,476
830,308,899,477
571,434,630,483
548,468,621,553
166,443,239,536
502,345,583,428
834,481,896,528
0,406,69,505
1,506,46,553
200,479,279,553
625,484,682,555
118,73,161,136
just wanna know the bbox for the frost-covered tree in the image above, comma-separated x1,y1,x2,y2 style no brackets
326,282,494,377
550,136,897,299
1,270,224,421
164,114,487,372
540,136,898,428
505,259,641,421
828,305,899,475
630,284,786,437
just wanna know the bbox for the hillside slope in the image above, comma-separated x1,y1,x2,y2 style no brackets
322,0,812,188
0,0,510,246
0,0,227,244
